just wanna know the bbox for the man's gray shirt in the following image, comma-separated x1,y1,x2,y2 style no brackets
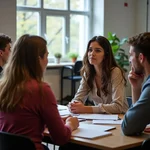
121,75,150,135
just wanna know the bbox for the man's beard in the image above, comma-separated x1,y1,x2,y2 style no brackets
134,65,144,75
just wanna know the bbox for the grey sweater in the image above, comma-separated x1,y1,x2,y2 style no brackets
121,75,150,135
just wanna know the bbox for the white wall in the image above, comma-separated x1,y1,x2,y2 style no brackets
136,0,150,32
0,0,16,42
92,0,104,36
104,0,136,37
100,0,150,96
44,69,62,100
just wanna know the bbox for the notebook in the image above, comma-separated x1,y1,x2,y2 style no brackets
72,128,112,139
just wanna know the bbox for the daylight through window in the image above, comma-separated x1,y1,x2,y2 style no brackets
17,0,91,60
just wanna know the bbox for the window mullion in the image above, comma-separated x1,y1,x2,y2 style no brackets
66,14,70,54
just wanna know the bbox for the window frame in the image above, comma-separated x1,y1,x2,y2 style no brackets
17,0,92,60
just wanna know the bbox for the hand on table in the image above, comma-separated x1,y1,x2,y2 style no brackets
68,101,85,114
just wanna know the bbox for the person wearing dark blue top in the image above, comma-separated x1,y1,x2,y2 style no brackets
122,32,150,136
0,33,12,74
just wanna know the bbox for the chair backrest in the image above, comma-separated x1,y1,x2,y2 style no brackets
141,137,150,150
127,96,132,108
0,131,36,150
74,61,82,75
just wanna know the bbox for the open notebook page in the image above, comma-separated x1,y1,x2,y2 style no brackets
72,128,112,139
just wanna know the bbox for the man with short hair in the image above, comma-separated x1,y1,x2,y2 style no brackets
121,32,150,135
0,33,12,73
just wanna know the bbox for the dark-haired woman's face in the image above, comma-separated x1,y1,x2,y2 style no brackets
88,41,104,67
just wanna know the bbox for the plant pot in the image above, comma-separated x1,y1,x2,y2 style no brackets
55,58,60,64
71,57,77,63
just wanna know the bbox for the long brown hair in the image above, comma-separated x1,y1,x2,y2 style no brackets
81,36,126,96
0,34,47,112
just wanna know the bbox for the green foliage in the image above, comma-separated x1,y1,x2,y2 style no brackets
68,52,78,59
107,32,129,72
54,52,62,58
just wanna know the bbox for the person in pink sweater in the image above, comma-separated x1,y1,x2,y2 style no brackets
0,34,79,150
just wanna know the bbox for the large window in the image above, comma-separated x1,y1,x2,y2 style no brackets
17,0,91,60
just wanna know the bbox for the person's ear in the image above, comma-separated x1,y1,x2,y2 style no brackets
139,53,145,63
0,50,3,56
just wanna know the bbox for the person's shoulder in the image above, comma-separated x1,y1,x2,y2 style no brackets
26,80,51,91
41,81,51,87
41,82,52,91
142,76,150,90
110,67,124,81
111,67,122,74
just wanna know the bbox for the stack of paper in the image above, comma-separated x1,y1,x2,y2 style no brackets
58,105,79,116
57,105,71,116
57,105,68,111
59,109,71,116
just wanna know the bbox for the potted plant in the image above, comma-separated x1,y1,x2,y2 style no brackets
54,52,62,64
107,32,129,72
68,52,79,62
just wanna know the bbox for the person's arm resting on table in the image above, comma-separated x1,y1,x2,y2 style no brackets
121,85,150,135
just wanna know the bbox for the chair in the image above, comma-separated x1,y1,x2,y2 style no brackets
127,96,132,108
60,61,82,104
141,137,150,150
0,131,36,150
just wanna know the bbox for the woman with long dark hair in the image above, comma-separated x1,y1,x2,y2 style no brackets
68,35,128,114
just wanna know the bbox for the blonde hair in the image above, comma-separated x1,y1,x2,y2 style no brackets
0,34,47,112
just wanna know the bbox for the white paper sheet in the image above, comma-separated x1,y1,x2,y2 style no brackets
93,119,123,125
57,105,68,111
79,123,116,131
72,128,112,139
77,114,118,120
59,109,71,116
